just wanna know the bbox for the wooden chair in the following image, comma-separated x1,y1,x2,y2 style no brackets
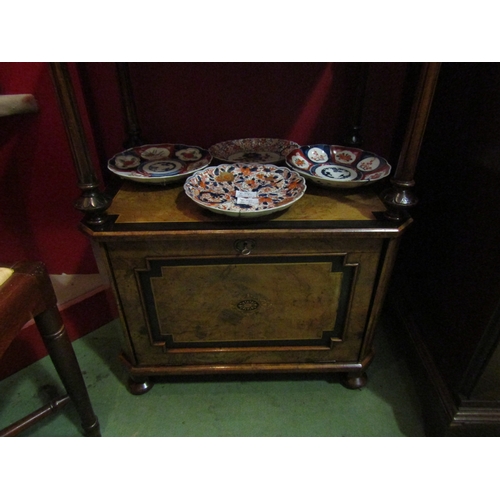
0,261,100,436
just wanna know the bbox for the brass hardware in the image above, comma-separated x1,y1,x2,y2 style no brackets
234,239,255,255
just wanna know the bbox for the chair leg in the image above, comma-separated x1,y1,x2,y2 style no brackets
35,306,101,437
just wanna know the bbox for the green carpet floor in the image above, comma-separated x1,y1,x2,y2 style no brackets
0,312,426,437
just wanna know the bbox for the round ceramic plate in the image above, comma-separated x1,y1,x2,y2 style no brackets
285,144,391,189
184,163,306,218
108,143,212,184
209,138,299,164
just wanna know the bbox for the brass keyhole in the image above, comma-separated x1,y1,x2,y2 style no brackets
234,239,255,255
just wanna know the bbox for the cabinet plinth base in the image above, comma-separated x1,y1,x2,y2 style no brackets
120,352,374,392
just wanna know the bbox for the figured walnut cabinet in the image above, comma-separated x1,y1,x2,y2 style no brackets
51,62,440,396
82,182,410,394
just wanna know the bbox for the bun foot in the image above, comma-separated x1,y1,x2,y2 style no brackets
341,371,368,390
128,376,154,395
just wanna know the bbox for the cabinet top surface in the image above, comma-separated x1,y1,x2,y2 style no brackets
83,181,409,237
112,182,384,222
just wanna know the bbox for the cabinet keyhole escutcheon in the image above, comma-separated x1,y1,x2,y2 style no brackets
234,239,256,255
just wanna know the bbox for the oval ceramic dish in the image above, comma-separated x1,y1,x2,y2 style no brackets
285,144,391,189
108,143,212,185
184,163,306,218
209,138,299,164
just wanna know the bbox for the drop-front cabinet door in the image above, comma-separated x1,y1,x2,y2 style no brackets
105,234,383,368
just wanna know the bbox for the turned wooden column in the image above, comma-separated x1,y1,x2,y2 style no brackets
381,62,441,221
345,62,370,148
49,62,111,226
116,62,144,148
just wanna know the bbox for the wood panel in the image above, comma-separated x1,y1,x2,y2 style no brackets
147,259,345,345
107,182,387,224
106,238,382,367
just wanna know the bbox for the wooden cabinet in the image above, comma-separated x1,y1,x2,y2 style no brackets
82,182,409,393
50,62,441,398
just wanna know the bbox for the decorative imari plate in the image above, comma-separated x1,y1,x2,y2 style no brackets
285,144,391,189
108,144,212,185
184,163,306,218
209,138,299,164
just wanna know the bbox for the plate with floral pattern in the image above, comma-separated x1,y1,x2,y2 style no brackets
184,163,306,218
285,144,391,189
108,143,212,184
209,138,299,164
